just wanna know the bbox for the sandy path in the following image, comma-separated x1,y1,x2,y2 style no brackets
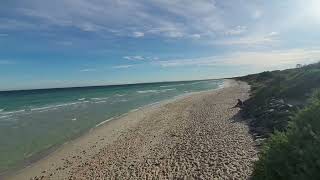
9,80,257,180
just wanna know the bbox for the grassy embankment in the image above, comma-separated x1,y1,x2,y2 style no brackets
237,62,320,179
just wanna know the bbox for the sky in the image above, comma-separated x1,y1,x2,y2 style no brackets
1,0,320,90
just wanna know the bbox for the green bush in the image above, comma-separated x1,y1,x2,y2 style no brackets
252,93,320,180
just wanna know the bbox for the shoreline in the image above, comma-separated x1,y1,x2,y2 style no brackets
7,79,257,179
0,90,202,178
2,80,227,179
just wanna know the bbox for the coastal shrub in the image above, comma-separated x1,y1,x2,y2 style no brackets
280,69,320,100
252,92,320,180
310,88,320,104
238,62,320,137
257,71,274,81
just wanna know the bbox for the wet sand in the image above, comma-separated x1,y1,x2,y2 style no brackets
8,80,257,180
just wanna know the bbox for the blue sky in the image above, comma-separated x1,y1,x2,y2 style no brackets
1,0,320,90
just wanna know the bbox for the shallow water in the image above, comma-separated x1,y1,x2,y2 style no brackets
0,79,223,172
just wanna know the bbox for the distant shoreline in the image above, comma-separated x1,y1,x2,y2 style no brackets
0,78,222,92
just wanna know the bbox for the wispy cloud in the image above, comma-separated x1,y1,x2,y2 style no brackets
0,18,36,30
78,22,104,32
123,56,158,61
225,26,247,35
80,68,96,72
190,34,201,39
112,65,133,69
154,48,320,69
1,0,313,48
132,31,144,38
252,9,263,19
217,32,280,46
123,56,145,61
0,33,9,37
3,0,255,39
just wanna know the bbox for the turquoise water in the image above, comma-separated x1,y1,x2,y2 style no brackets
0,79,223,172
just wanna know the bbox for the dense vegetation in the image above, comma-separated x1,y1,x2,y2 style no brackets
252,90,320,179
238,62,320,137
237,62,320,179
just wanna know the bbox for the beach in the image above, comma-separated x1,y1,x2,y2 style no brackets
8,80,257,180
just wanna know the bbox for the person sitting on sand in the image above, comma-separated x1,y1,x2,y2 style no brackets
233,99,244,108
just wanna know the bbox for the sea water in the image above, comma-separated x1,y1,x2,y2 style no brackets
0,79,223,172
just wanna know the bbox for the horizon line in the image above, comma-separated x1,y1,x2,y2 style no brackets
0,77,227,93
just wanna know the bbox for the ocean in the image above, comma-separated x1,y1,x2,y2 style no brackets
0,79,223,172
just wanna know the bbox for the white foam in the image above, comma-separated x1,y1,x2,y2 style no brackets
190,81,206,85
0,115,11,119
217,81,226,89
1,109,25,115
95,117,114,127
115,94,125,97
137,90,158,94
162,88,175,92
118,99,128,102
129,108,139,112
137,88,176,94
78,98,86,101
54,101,83,107
160,84,185,88
0,116,17,122
38,109,56,113
94,100,107,104
30,101,90,113
71,118,77,121
91,97,109,101
31,106,53,111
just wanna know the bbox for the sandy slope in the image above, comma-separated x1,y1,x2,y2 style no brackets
8,80,257,180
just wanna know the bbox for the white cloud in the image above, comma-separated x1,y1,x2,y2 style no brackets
78,22,103,32
123,56,159,61
0,33,9,37
252,10,262,19
5,0,237,39
0,18,35,30
190,34,201,39
166,31,184,38
123,56,145,61
268,32,279,36
112,65,133,69
220,36,274,46
225,26,247,35
149,56,159,60
80,68,96,72
146,24,186,38
218,32,280,46
1,0,302,46
154,48,320,69
133,31,144,37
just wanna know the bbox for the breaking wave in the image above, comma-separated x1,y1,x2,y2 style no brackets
160,84,185,88
137,88,176,94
